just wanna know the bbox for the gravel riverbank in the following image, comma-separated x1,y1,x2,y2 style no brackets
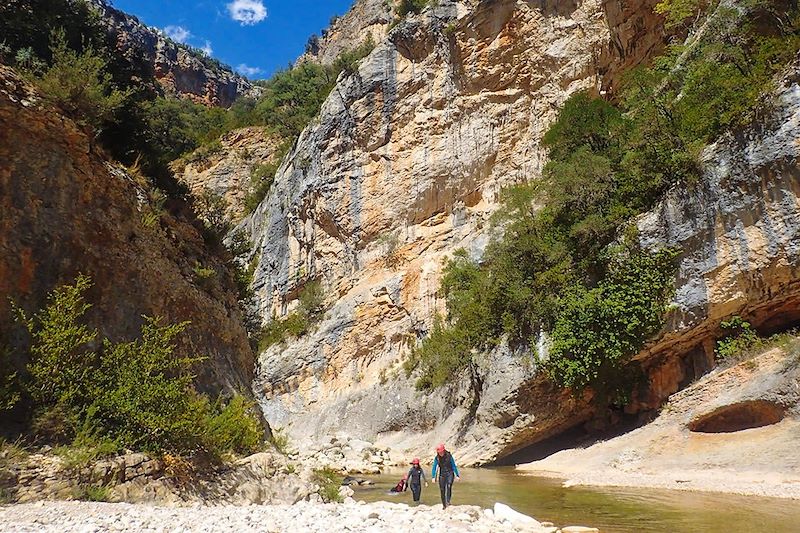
0,500,593,533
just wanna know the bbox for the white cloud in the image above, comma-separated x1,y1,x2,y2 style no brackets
227,0,267,26
201,40,214,56
236,63,263,77
163,25,192,44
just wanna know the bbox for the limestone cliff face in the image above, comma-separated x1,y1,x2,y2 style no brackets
245,0,667,463
88,0,259,107
632,61,800,411
173,127,283,222
300,0,395,66
0,66,254,396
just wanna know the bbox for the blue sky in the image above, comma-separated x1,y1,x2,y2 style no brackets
112,0,355,79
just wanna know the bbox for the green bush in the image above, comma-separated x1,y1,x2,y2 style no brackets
257,280,327,351
197,395,264,456
32,30,130,130
193,263,217,283
269,427,290,455
313,467,343,503
396,0,429,17
244,160,281,214
655,0,709,29
715,316,761,362
15,277,264,458
75,484,111,502
546,248,679,400
332,35,375,76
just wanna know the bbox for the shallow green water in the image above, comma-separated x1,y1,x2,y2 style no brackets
352,467,800,533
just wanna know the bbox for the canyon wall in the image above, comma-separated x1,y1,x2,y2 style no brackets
0,66,254,397
245,0,669,463
89,0,260,107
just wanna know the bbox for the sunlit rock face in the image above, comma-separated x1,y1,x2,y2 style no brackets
631,61,800,412
241,0,681,464
88,0,260,107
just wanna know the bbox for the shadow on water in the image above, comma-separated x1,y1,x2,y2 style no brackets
352,467,800,533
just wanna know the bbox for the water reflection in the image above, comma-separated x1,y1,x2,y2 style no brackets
352,467,800,533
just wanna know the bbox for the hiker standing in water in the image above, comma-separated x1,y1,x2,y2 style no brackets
406,458,428,503
431,443,460,509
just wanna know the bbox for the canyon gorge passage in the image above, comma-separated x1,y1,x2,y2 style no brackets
1,0,800,532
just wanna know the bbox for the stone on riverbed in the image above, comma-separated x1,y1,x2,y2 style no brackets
494,502,542,526
561,527,600,533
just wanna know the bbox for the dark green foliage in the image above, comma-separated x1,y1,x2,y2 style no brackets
244,160,281,214
138,97,227,171
31,30,130,131
546,248,679,399
396,0,430,17
257,280,327,351
194,189,231,235
409,0,800,396
14,277,264,457
332,35,376,77
0,1,106,65
715,316,761,361
251,62,337,139
655,0,711,29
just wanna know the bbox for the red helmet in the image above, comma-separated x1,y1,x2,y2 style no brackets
412,458,420,465
436,443,445,453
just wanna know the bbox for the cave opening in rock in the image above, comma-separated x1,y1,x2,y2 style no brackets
488,412,645,466
687,400,785,433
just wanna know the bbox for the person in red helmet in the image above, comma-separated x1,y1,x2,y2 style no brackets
406,457,428,503
390,474,408,493
431,443,460,508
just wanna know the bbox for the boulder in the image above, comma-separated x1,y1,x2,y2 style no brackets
493,503,541,526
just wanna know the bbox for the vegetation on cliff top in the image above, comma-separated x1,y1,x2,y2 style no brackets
2,276,263,460
406,0,800,401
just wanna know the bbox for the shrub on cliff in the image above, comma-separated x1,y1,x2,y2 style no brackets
547,248,680,401
14,276,264,458
407,0,800,397
396,0,430,17
32,30,130,131
257,280,328,351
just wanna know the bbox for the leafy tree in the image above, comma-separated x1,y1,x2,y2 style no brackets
15,277,264,457
397,0,430,17
546,248,680,399
655,0,710,29
33,30,130,131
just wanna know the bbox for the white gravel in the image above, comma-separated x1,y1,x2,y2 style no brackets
0,500,559,533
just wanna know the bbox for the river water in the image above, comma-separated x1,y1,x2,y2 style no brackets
352,467,800,532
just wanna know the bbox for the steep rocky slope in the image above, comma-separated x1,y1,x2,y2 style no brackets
173,127,283,222
0,66,254,396
300,0,395,66
244,0,667,462
88,0,259,107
